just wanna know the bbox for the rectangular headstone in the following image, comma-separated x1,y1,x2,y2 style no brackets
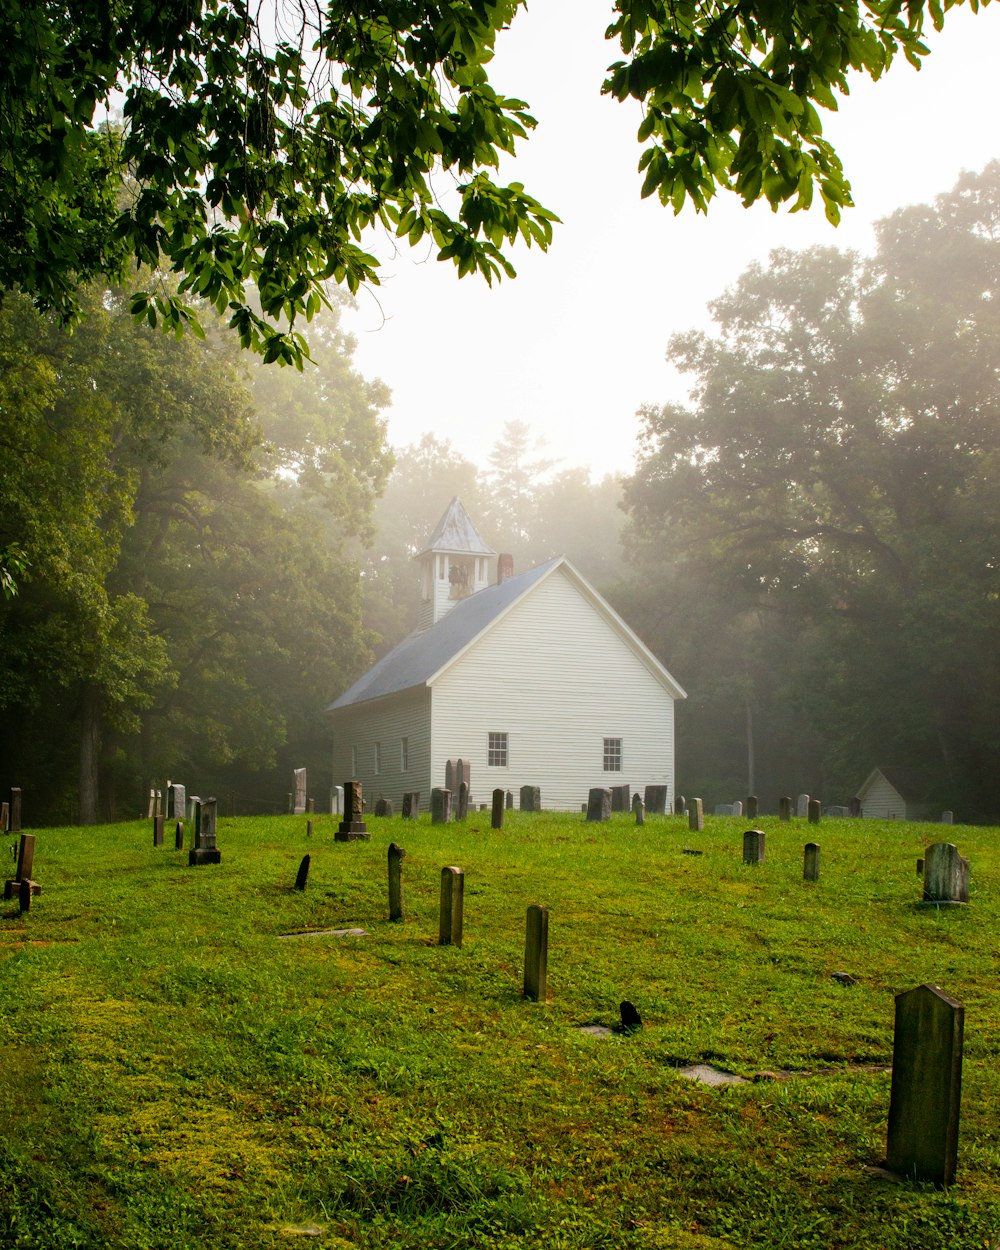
455,759,471,792
439,866,464,947
674,795,687,815
746,795,758,820
153,815,164,847
610,784,630,813
826,805,849,817
519,785,540,812
886,983,963,1186
292,768,307,815
644,785,668,815
457,781,469,821
941,811,954,824
445,759,457,792
431,787,452,825
505,789,514,810
587,788,611,822
388,843,406,921
167,783,186,822
189,797,221,865
688,798,704,832
923,843,969,905
523,904,548,1002
779,796,792,821
714,803,736,816
402,791,420,819
797,793,810,818
491,788,505,830
804,842,820,881
808,798,822,823
742,829,765,865
331,785,344,815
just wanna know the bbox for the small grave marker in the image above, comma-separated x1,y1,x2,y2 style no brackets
619,1001,642,1033
746,795,758,819
519,785,540,812
491,789,504,830
808,798,822,824
292,768,307,815
523,904,549,1002
688,798,704,832
674,795,687,815
632,794,645,826
388,843,405,921
804,842,820,881
505,789,513,810
439,866,464,947
779,796,792,821
587,788,611,822
152,815,164,847
742,829,765,865
431,788,452,824
294,854,310,891
402,791,420,819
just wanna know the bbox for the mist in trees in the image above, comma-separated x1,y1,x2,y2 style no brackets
619,164,1000,821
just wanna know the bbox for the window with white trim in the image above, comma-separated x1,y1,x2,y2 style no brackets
488,732,508,767
603,737,623,771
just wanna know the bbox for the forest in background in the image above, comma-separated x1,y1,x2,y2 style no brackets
3,165,1000,823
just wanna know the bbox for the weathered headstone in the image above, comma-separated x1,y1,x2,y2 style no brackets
923,843,969,905
826,805,849,817
175,821,184,851
804,842,820,882
714,803,736,816
519,785,541,812
505,789,514,810
523,904,549,1002
294,854,310,891
886,983,964,1186
9,788,21,833
797,794,810,818
742,829,765,865
18,876,32,914
942,811,954,825
402,791,420,819
292,768,307,815
808,798,822,824
632,794,645,826
746,795,758,820
431,787,452,825
439,866,464,947
456,758,471,793
610,784,630,813
917,857,924,876
674,795,687,815
732,800,743,817
849,796,862,817
374,798,391,817
688,798,704,832
153,815,164,847
587,788,611,822
779,796,792,821
0,802,7,832
167,783,186,823
457,781,469,821
307,797,315,814
491,788,505,830
644,785,668,815
189,797,222,865
336,781,370,841
445,759,457,792
331,785,344,816
388,843,406,921
4,834,40,900
306,819,313,837
186,794,200,822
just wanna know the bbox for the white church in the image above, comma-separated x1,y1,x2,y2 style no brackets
327,498,686,811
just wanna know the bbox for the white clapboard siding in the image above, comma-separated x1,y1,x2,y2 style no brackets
858,771,907,820
430,565,676,810
329,687,431,811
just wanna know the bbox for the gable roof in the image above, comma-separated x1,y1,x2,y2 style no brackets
415,496,495,558
327,557,686,712
857,766,936,804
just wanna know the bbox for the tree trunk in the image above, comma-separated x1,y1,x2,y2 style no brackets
79,684,101,825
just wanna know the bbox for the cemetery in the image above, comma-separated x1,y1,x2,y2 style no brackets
0,800,999,1249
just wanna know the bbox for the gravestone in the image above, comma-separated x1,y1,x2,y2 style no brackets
374,798,392,817
431,788,452,825
804,842,820,882
292,768,307,815
732,800,743,817
18,877,31,915
506,790,514,810
644,785,668,816
4,834,40,900
742,829,765,865
491,788,505,830
849,796,862,817
779,796,792,821
9,788,21,833
523,904,549,1002
917,858,924,876
186,794,200,822
632,794,645,826
923,843,969,905
189,797,222,865
456,758,471,793
714,804,736,816
294,854,310,891
445,759,457,792
746,795,758,820
331,785,344,816
457,781,469,821
808,798,822,824
587,788,611,822
797,794,810,818
336,780,370,841
167,783,186,823
619,1001,642,1033
674,795,687,815
388,843,406,921
520,785,540,812
402,791,420,819
610,784,630,813
826,805,849,817
307,798,315,814
439,866,464,947
0,802,7,831
175,821,184,851
306,820,313,837
942,811,954,824
153,815,164,847
886,983,963,1186
688,798,704,832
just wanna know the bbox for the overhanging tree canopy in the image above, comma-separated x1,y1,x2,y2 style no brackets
3,0,976,363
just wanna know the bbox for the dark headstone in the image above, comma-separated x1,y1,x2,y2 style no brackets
294,854,310,891
336,780,370,841
519,785,540,812
0,802,7,831
779,796,792,821
804,842,820,882
523,904,549,1002
849,796,862,818
445,759,457,792
9,788,21,833
886,984,963,1186
742,829,765,865
388,843,405,921
189,797,222,865
610,784,630,813
674,795,687,815
306,819,313,837
632,793,645,826
587,788,611,822
491,788,505,830
505,789,514,811
746,795,758,820
374,798,390,817
153,815,164,847
457,781,469,821
402,791,420,819
923,843,969,905
18,877,30,914
439,866,464,947
808,798,822,824
644,785,668,815
4,834,39,900
619,1001,642,1033
175,821,184,851
688,798,704,832
431,788,452,825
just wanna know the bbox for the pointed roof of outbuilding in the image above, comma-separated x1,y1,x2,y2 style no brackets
327,556,686,712
415,496,495,558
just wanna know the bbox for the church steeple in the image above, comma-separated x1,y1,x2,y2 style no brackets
415,498,495,627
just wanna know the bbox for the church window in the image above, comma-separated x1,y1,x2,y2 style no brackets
603,738,623,771
488,732,508,767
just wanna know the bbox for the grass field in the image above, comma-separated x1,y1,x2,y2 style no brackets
1,809,998,1249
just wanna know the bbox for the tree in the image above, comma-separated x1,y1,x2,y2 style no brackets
482,418,556,546
623,164,1000,817
2,0,970,362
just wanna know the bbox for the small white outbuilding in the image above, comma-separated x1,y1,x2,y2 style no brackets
855,767,938,821
327,498,686,811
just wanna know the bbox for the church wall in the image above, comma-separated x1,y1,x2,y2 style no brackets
329,687,432,812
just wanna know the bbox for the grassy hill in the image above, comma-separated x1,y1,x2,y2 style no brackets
1,810,998,1249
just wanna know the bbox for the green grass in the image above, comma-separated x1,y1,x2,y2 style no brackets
1,811,999,1248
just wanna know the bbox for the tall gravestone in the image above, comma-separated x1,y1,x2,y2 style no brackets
439,866,464,947
808,798,822,824
849,796,862,817
456,759,471,794
491,788,505,830
153,815,165,847
632,794,645,826
674,795,686,815
742,829,765,865
923,843,969,905
804,842,820,882
587,788,611,822
292,768,307,815
167,783,186,823
746,795,758,820
331,785,344,816
779,796,792,821
431,787,452,824
9,788,21,834
388,843,405,921
401,791,420,819
610,784,630,813
189,798,221,865
520,785,540,812
688,798,704,832
886,984,963,1186
797,794,810,818
505,790,514,810
523,904,549,1002
445,759,457,793
336,781,370,841
644,785,668,816
457,781,469,821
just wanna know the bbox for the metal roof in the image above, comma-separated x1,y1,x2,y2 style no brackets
414,496,496,558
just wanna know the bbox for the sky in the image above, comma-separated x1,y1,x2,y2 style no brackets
341,2,1000,481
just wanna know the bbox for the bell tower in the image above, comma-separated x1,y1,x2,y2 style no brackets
415,498,495,628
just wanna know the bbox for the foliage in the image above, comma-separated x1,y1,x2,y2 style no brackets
2,809,1000,1249
3,0,985,361
621,164,1000,817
